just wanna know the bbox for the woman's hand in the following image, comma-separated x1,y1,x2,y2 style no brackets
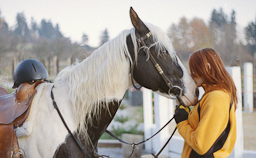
174,105,189,124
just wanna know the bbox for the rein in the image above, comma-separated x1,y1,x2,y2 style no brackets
131,32,183,98
106,114,177,158
50,85,177,158
50,86,92,158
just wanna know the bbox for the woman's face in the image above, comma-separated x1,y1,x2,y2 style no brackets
192,76,205,87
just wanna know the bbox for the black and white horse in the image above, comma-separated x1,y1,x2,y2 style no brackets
16,7,198,158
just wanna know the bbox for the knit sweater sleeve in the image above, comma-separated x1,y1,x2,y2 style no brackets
177,90,230,155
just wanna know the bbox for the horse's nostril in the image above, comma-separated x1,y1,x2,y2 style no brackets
195,88,199,97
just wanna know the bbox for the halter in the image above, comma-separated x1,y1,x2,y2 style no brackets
131,32,183,98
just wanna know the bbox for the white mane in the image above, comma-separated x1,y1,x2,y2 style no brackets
54,23,176,138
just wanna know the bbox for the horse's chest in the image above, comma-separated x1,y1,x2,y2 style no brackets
53,134,85,158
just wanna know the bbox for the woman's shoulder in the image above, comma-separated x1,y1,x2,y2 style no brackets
206,89,229,97
201,89,230,109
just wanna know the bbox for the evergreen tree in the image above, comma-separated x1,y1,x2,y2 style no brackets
30,17,39,40
209,8,228,45
245,17,256,55
0,10,11,54
226,10,237,56
209,8,238,64
99,29,109,46
54,24,63,38
39,19,63,40
39,19,55,39
31,17,38,33
82,33,89,46
14,12,30,38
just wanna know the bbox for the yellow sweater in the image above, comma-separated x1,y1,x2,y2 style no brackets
177,85,236,158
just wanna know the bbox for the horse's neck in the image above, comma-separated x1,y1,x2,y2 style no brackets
81,100,121,154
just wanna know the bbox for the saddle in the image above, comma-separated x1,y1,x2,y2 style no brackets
0,81,43,158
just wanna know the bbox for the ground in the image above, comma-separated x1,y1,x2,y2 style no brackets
243,111,256,151
98,106,256,157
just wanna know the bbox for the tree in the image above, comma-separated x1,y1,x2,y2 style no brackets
82,33,89,46
0,10,12,54
190,18,211,49
209,8,238,64
39,19,63,40
177,17,192,47
209,8,228,45
99,29,109,46
31,18,38,33
54,24,63,38
168,24,181,48
39,19,55,39
14,12,30,38
30,17,39,40
225,10,237,58
245,18,256,55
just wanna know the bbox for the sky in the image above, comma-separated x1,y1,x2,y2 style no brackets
0,0,256,47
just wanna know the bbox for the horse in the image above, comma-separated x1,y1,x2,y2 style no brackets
16,7,198,158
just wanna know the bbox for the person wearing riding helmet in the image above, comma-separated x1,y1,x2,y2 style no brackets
174,48,237,158
12,59,49,88
0,59,48,158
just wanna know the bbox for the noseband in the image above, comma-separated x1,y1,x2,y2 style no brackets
130,32,183,98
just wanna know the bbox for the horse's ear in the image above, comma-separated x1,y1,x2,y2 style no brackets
130,7,149,35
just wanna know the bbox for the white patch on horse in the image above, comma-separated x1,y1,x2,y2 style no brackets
17,83,76,157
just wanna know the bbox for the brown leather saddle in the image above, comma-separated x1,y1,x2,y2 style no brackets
0,81,43,158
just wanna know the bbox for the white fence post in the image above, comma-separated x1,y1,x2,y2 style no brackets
243,62,253,113
153,93,171,156
153,93,169,156
226,66,244,158
143,88,153,152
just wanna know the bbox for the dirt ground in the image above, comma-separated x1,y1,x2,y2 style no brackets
242,111,256,151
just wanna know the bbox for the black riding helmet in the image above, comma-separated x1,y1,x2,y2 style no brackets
12,59,49,88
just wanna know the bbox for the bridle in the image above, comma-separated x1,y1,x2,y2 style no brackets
130,31,183,99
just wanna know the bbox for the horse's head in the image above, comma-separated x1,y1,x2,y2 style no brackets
127,7,198,106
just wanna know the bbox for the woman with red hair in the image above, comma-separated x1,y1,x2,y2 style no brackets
175,48,237,158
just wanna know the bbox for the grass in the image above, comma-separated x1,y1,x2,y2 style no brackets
114,115,129,124
100,123,144,140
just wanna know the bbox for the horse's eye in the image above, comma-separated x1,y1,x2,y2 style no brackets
162,50,169,56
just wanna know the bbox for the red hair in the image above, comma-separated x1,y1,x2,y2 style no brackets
189,48,237,107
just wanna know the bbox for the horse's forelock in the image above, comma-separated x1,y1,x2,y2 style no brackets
145,23,177,60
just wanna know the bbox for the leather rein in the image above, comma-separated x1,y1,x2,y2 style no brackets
130,31,183,98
